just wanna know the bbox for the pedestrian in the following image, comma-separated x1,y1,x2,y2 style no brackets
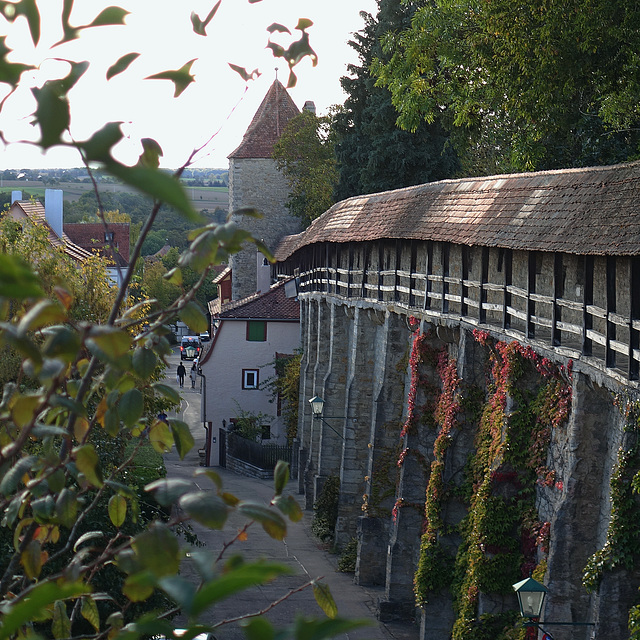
177,362,186,388
190,362,197,389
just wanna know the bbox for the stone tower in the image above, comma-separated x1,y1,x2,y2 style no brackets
228,79,303,300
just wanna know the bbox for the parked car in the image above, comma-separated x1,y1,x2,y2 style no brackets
180,336,201,360
199,331,210,342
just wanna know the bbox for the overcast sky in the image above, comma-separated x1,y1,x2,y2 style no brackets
0,0,377,170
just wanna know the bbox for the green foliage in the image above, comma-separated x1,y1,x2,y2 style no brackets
337,537,358,573
263,352,301,443
374,0,640,173
311,476,340,544
333,0,459,200
272,110,338,226
0,4,356,640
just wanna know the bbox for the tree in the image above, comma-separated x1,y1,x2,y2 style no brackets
272,110,338,227
374,0,640,173
0,4,358,640
333,0,459,200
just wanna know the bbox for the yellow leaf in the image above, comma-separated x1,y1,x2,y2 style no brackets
148,420,174,454
95,397,108,427
238,530,248,541
74,417,90,442
21,539,43,579
81,596,100,633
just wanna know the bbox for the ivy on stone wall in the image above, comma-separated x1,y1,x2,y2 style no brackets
584,394,640,616
400,324,573,639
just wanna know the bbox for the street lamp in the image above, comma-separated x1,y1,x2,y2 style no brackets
512,577,594,639
309,395,324,416
513,577,547,620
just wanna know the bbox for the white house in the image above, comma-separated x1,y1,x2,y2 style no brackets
198,278,300,466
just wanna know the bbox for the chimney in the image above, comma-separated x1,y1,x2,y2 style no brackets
303,100,316,115
11,191,22,204
45,189,63,238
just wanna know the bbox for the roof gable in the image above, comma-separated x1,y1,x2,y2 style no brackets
229,80,300,159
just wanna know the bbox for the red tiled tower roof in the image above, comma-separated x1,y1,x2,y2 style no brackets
228,80,300,159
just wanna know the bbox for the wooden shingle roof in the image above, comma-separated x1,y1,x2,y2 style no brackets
228,79,300,159
275,161,640,259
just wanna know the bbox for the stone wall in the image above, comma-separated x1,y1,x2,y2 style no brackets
296,289,640,640
228,157,301,300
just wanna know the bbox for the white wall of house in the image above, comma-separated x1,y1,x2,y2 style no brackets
201,318,300,465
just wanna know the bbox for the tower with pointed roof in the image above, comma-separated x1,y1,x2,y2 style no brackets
228,79,303,300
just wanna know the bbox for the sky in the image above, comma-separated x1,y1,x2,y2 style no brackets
0,0,378,171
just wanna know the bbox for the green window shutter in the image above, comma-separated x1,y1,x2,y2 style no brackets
247,321,267,341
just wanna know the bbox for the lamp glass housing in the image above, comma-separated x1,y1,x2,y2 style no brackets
513,577,547,619
309,396,324,416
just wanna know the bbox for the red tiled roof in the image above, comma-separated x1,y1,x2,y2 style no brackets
217,278,300,320
228,80,300,159
64,223,130,264
274,161,640,258
9,201,91,263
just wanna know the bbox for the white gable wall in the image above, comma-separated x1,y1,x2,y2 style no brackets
201,318,300,465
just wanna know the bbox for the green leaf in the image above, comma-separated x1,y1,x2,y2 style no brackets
273,460,289,495
194,467,223,490
52,599,71,639
122,571,155,602
17,299,65,334
241,617,274,640
119,388,144,428
313,581,337,618
0,581,89,639
0,0,41,45
109,494,127,527
145,478,193,507
73,531,104,552
87,325,131,360
179,491,228,529
31,495,55,522
190,1,221,36
169,419,195,459
132,347,157,378
105,161,200,222
31,61,88,148
74,444,104,488
179,300,208,334
132,523,180,577
85,6,129,29
0,253,43,298
107,52,140,79
191,561,290,616
237,502,287,540
80,121,124,163
55,488,78,528
137,137,163,169
149,419,174,453
0,456,36,496
272,494,303,522
21,539,43,580
152,382,180,405
156,575,197,613
163,266,183,285
228,63,260,82
80,596,100,633
41,325,82,361
146,59,196,97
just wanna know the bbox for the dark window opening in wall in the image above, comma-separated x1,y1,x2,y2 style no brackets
497,248,504,273
105,231,114,242
247,321,267,341
536,254,543,275
261,424,271,440
242,369,259,389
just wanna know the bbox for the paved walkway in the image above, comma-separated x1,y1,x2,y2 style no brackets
163,350,418,640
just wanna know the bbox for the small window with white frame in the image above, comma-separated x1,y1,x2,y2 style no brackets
242,369,259,389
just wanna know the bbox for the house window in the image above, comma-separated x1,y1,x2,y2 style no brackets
261,424,271,440
247,321,267,341
104,231,114,242
242,369,259,389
